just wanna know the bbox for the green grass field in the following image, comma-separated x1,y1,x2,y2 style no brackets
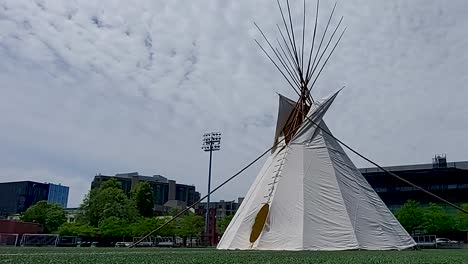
0,247,467,264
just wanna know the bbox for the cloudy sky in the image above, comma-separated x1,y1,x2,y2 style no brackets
1,0,468,207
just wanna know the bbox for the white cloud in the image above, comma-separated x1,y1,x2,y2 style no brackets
1,0,468,207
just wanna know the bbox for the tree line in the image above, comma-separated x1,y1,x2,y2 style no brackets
21,179,230,244
395,200,468,235
24,179,468,243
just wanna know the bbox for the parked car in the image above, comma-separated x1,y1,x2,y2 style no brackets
133,241,153,247
436,238,458,244
115,242,132,247
435,238,464,249
77,241,91,247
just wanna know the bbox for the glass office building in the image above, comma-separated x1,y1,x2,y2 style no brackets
47,183,69,208
0,181,69,217
361,156,468,213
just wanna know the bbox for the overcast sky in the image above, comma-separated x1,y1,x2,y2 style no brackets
1,0,468,208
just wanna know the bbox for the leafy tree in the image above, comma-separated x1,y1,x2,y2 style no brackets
177,213,204,237
422,203,455,234
455,203,468,231
99,216,132,239
80,178,139,227
131,182,154,217
158,216,178,237
168,208,181,217
176,213,204,247
21,201,66,233
100,179,122,190
217,215,234,235
130,217,175,237
395,200,424,234
57,223,98,237
77,191,93,223
21,201,49,226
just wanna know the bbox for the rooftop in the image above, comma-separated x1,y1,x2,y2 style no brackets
0,181,69,187
359,160,468,174
97,172,169,183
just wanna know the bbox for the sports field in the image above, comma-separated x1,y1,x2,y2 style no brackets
0,248,467,264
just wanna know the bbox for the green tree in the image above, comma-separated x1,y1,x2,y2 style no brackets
131,182,154,217
21,201,66,233
177,213,204,237
422,203,455,234
455,203,468,231
156,217,177,237
80,178,139,227
176,213,204,247
168,208,181,217
57,223,98,237
217,215,234,235
99,216,132,240
100,179,122,190
130,217,175,237
395,200,424,234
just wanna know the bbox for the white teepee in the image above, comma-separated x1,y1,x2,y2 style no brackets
217,91,416,250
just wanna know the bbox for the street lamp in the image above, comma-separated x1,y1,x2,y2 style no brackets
201,132,221,245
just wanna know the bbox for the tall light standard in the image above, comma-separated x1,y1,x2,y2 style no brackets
201,132,221,245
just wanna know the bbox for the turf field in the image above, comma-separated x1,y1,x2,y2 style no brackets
0,247,467,264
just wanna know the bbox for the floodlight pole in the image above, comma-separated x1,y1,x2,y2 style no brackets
206,141,213,243
202,132,221,246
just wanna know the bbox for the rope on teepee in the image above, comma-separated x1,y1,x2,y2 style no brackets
129,139,289,247
131,123,297,247
296,107,468,215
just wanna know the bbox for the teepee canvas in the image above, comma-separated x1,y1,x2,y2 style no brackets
217,92,416,250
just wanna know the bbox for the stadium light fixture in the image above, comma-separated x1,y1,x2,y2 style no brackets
201,132,221,245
